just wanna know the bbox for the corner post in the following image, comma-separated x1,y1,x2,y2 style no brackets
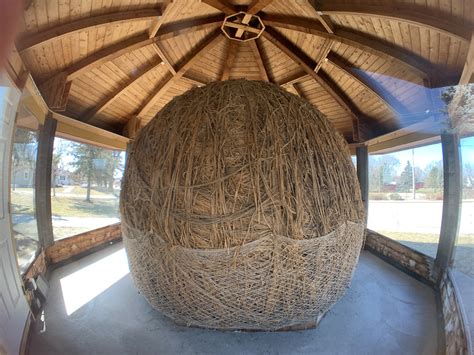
35,114,57,248
356,145,369,221
436,132,462,270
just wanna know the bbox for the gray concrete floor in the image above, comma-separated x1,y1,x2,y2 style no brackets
27,243,439,355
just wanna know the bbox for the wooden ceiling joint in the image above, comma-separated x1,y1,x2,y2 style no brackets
262,27,391,141
149,0,173,38
307,0,334,34
152,43,177,75
260,14,433,82
134,31,223,121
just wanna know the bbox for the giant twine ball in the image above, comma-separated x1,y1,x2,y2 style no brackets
121,80,365,330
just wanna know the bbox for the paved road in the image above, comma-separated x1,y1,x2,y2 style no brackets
368,200,474,234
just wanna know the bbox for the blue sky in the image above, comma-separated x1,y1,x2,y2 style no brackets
372,136,474,174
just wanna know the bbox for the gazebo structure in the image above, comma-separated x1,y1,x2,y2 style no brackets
0,0,472,354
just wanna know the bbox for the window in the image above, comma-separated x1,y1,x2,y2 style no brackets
51,137,125,240
454,136,474,277
11,122,40,274
367,143,444,258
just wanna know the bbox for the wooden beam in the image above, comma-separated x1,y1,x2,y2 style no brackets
318,3,472,42
18,9,162,52
136,31,222,120
123,115,141,139
224,21,261,34
149,0,172,38
235,14,253,38
201,0,236,15
291,83,306,99
156,15,224,41
63,34,155,82
260,14,432,81
280,72,310,87
326,52,404,117
459,32,474,85
152,43,176,74
38,72,71,111
248,39,269,81
262,28,389,139
181,75,207,87
83,60,164,123
44,17,222,84
307,0,334,33
436,132,462,270
247,0,274,14
221,40,238,80
365,117,442,153
314,40,332,73
35,114,57,248
51,111,129,149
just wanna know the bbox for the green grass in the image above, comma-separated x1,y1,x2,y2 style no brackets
11,191,119,218
51,196,119,217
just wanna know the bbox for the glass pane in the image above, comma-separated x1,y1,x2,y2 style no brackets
51,137,125,240
454,136,474,277
367,143,444,258
11,124,40,274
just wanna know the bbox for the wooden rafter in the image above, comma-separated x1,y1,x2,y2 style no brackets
135,31,222,120
234,1,274,38
280,72,310,87
201,0,236,15
290,83,306,99
262,27,390,140
152,43,177,74
62,34,155,82
247,0,274,15
318,3,472,42
459,32,474,85
18,8,162,52
45,16,222,84
82,60,164,123
262,28,357,115
307,0,334,34
248,40,269,81
260,14,432,81
221,40,239,80
156,15,224,41
149,0,172,38
326,52,406,117
314,40,332,73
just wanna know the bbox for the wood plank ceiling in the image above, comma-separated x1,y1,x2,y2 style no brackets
16,0,473,142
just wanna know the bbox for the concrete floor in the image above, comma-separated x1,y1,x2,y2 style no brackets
27,243,439,355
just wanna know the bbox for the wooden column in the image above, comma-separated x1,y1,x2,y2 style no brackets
35,115,57,248
356,145,369,221
436,132,462,270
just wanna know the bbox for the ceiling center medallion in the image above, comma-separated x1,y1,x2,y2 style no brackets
221,12,265,42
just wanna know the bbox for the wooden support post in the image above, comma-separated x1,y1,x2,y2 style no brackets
35,114,57,248
356,145,369,221
436,132,462,270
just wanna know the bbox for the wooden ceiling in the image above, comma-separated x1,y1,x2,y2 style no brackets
16,0,474,142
